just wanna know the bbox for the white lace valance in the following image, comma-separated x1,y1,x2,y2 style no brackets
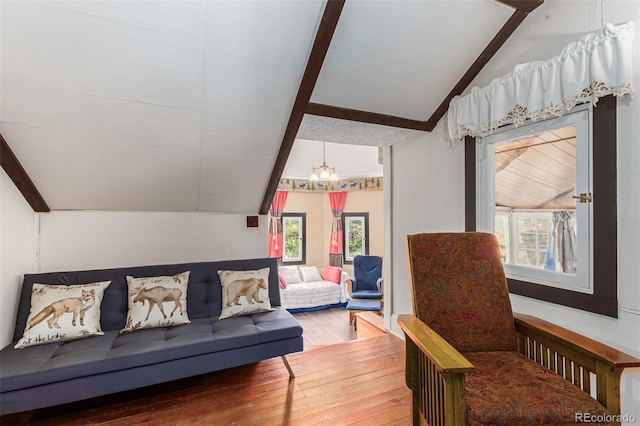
446,21,635,142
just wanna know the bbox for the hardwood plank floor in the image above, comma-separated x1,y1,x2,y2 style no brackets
293,308,358,348
2,309,414,426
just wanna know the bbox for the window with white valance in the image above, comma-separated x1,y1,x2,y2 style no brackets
447,21,634,143
456,22,634,317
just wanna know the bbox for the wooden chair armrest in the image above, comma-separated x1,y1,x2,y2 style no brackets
515,312,640,418
397,314,474,374
346,278,353,295
514,313,640,369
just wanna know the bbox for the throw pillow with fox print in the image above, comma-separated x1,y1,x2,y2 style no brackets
120,271,191,334
15,281,112,349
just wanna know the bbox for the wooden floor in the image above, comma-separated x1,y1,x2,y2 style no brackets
3,309,415,426
293,308,358,348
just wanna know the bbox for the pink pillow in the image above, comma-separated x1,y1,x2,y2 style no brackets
278,273,287,289
322,266,341,284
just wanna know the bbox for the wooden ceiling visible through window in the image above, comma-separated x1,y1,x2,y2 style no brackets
494,127,577,210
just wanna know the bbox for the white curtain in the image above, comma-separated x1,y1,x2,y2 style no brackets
543,211,577,273
446,22,634,143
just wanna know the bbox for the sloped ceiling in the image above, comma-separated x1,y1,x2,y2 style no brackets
1,0,526,214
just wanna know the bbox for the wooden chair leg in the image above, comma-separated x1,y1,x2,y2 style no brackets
281,355,295,379
411,390,421,426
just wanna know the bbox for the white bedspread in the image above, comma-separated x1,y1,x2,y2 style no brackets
279,279,348,310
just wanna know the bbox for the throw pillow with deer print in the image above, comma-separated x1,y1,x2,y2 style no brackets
15,281,112,349
120,271,191,334
217,268,274,319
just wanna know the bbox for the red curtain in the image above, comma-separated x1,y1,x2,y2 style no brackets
268,191,288,265
329,192,347,267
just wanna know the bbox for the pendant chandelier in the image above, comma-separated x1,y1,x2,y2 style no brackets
310,142,338,182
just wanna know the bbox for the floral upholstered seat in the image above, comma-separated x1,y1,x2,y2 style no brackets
464,351,607,425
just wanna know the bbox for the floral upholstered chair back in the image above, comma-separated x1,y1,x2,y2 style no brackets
405,232,516,353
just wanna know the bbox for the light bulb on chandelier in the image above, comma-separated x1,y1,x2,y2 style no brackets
310,142,339,182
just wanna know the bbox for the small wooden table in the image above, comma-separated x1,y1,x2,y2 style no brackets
354,311,386,338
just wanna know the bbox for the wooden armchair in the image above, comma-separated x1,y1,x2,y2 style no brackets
398,232,640,426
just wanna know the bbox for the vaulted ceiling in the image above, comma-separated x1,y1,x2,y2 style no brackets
1,0,542,215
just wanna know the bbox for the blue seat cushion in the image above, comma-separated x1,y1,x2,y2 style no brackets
1,308,301,392
346,300,381,311
350,290,383,300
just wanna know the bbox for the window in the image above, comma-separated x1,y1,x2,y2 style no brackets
342,213,369,264
282,213,306,265
511,211,552,268
494,208,510,263
465,96,618,317
478,107,589,293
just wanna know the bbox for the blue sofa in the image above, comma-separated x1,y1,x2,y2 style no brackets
0,257,303,415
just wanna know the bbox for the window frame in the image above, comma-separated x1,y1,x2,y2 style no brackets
342,212,369,265
494,207,511,263
477,108,591,293
464,95,618,318
282,213,306,265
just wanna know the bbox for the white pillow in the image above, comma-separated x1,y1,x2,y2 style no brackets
300,266,322,282
218,267,274,320
120,271,191,334
15,281,112,349
278,266,302,284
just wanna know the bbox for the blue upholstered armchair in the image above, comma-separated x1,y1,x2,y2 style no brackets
347,255,383,300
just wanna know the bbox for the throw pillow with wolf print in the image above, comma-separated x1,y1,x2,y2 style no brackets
218,268,274,320
15,281,112,349
120,271,191,334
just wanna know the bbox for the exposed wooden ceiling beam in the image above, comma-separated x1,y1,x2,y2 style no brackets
305,0,543,133
306,102,435,132
497,0,544,14
1,133,50,212
259,0,346,215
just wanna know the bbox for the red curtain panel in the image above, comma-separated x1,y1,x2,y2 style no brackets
268,191,288,265
329,192,347,267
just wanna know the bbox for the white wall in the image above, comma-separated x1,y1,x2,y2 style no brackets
388,129,465,325
38,211,268,272
1,171,37,347
388,0,640,421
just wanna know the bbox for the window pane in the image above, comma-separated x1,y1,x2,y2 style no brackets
342,213,369,264
284,219,300,260
495,125,578,275
494,214,509,263
347,219,364,259
282,215,304,263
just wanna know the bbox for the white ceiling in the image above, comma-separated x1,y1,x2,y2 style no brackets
283,139,382,180
1,0,514,213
